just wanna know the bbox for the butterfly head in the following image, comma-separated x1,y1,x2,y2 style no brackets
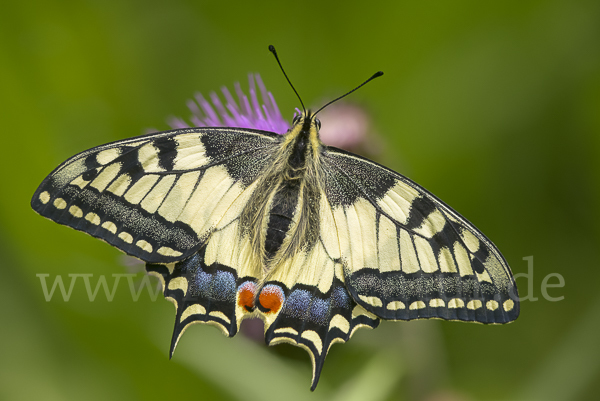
292,111,321,133
286,110,323,149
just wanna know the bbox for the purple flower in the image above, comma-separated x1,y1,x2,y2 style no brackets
168,74,290,134
317,102,382,156
166,74,381,158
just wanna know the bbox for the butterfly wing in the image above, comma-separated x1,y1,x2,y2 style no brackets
258,216,380,390
31,127,280,264
320,147,519,324
147,169,380,390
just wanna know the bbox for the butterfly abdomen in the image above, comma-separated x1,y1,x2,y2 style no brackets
264,180,301,259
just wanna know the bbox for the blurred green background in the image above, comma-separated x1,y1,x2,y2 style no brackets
1,1,599,400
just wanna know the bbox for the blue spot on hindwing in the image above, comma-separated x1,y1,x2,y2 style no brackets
282,289,332,326
331,286,351,309
282,289,311,319
212,271,236,302
192,267,236,302
308,298,329,325
194,270,211,297
179,252,202,273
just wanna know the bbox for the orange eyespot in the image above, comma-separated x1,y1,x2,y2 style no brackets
238,281,256,312
258,285,285,314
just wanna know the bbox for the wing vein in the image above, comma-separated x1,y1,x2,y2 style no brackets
323,153,431,242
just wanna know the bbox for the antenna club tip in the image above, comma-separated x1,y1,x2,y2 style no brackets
374,71,384,77
268,45,276,53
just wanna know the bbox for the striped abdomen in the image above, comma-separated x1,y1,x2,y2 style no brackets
264,180,300,260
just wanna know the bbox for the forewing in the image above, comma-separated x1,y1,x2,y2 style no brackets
320,147,519,324
31,127,279,263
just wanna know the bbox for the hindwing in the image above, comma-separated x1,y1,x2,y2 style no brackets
148,197,380,391
320,147,519,324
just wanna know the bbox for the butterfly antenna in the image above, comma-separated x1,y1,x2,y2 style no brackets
269,45,306,115
314,71,384,116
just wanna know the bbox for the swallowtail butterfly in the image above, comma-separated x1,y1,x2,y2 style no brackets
31,46,519,390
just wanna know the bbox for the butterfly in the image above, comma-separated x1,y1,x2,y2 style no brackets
31,47,519,391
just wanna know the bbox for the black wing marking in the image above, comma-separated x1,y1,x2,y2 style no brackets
31,127,280,263
320,146,519,324
173,209,380,391
259,233,380,390
146,247,248,354
264,278,379,391
147,213,380,391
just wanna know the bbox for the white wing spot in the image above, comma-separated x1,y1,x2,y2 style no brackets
173,133,208,170
209,311,231,324
429,298,445,308
107,174,132,197
180,304,206,322
438,247,457,273
409,301,426,310
378,181,419,225
415,236,439,273
39,191,51,204
328,315,350,334
69,205,83,218
118,231,133,244
503,299,515,312
101,221,117,234
85,213,101,225
301,330,323,355
141,175,176,214
181,166,238,235
71,175,90,189
414,209,447,238
467,300,482,310
358,294,383,307
486,300,499,311
90,163,121,192
124,175,160,204
460,229,480,253
157,247,183,258
400,230,419,273
136,240,153,253
54,198,67,209
96,149,121,165
274,327,299,336
482,254,511,289
475,269,493,284
158,171,201,222
138,142,165,172
168,277,188,296
454,243,474,276
351,305,377,320
377,216,401,272
386,301,405,310
351,199,378,270
448,298,465,308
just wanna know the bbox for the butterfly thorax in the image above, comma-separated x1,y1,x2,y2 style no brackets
240,113,323,281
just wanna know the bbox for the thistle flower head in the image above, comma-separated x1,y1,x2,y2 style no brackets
168,74,290,134
168,74,380,157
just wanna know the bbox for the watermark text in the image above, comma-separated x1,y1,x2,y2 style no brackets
36,273,162,302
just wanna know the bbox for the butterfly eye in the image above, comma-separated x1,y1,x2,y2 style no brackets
315,118,321,130
292,115,301,125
